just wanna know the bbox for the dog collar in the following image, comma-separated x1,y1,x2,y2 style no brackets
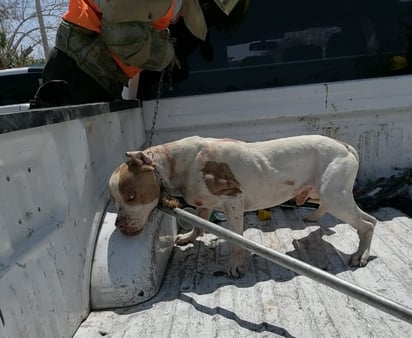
154,167,183,209
154,166,168,192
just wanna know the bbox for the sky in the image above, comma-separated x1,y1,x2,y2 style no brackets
36,0,67,59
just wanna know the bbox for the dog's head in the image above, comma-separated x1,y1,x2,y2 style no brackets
109,151,161,236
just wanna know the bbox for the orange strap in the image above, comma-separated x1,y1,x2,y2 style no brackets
63,0,102,33
112,55,142,77
152,0,177,30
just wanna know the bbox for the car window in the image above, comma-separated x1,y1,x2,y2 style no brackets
138,0,412,99
0,68,43,106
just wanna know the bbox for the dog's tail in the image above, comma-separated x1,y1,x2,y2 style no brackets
347,143,359,162
338,140,359,162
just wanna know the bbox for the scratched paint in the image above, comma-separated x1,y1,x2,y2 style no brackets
0,106,147,338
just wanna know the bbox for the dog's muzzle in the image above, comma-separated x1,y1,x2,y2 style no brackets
115,216,144,236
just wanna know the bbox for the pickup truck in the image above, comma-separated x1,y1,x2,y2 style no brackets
0,66,43,114
1,1,412,337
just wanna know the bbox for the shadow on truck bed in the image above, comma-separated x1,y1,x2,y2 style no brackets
75,206,412,337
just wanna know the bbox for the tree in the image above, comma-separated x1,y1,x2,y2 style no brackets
0,0,66,68
36,0,50,58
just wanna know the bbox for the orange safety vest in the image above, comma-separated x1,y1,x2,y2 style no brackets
63,0,177,78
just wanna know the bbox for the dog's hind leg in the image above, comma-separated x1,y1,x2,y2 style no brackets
175,208,210,246
349,208,377,266
328,203,376,267
320,190,377,267
318,157,377,266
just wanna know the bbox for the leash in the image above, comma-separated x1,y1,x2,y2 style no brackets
146,65,175,148
153,163,184,209
145,69,165,148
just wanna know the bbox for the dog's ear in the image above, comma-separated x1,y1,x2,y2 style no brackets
125,151,154,171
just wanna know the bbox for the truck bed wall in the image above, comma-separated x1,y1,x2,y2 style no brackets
0,103,145,338
144,75,412,184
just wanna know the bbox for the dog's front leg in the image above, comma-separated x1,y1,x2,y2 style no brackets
175,208,210,245
224,198,245,278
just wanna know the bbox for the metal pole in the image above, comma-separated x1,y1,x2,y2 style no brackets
164,207,412,324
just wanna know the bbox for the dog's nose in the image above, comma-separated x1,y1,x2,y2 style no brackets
115,216,130,230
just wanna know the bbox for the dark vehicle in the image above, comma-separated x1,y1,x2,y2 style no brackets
0,66,43,112
139,0,412,99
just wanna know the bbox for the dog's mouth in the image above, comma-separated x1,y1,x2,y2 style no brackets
115,216,145,236
119,225,144,236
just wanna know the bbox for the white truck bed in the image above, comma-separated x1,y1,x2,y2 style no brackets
75,206,412,337
2,76,412,338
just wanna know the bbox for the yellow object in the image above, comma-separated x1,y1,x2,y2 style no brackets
258,209,271,221
214,0,241,15
390,56,408,71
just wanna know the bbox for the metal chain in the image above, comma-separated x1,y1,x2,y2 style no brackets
146,69,165,147
167,66,174,92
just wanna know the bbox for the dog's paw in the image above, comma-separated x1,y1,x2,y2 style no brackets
175,228,199,246
350,251,369,267
226,257,245,279
175,227,204,246
175,233,194,246
226,264,244,279
225,248,245,278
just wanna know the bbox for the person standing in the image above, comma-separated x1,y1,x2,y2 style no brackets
32,0,211,107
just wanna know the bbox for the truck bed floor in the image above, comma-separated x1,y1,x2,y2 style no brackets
75,207,412,337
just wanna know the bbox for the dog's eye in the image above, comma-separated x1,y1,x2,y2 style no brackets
127,192,136,201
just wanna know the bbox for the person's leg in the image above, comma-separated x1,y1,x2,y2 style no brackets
41,47,116,105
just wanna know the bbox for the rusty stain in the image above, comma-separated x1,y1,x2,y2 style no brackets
294,185,318,205
300,116,321,131
322,125,340,138
27,227,34,238
295,191,309,205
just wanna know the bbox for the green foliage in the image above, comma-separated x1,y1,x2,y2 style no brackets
0,31,6,49
0,0,65,68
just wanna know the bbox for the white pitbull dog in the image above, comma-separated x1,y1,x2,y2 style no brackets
109,135,377,278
